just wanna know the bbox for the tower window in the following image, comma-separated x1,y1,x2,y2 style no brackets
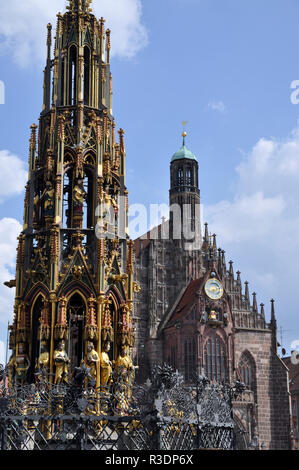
177,168,183,186
186,167,192,186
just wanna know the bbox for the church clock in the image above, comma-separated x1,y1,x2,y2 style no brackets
204,278,224,300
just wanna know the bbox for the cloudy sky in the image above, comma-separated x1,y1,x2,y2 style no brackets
0,0,299,363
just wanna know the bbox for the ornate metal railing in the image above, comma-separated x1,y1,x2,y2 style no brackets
0,363,247,451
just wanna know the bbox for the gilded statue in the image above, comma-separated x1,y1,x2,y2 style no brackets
41,181,55,217
33,193,40,225
38,342,49,371
100,341,112,387
73,178,87,210
115,346,135,388
15,344,30,385
8,351,16,387
86,342,99,381
114,347,137,413
54,341,69,384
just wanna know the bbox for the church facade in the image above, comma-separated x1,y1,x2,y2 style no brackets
133,134,292,450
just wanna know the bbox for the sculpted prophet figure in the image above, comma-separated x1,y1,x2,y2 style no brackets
54,341,70,384
8,351,16,388
39,342,49,369
115,346,135,388
86,342,99,381
15,344,30,386
100,341,112,387
41,181,55,217
73,178,87,213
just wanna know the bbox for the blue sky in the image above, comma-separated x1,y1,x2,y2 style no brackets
0,0,299,361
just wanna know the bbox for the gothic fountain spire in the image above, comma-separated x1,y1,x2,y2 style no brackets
67,0,93,12
6,0,135,393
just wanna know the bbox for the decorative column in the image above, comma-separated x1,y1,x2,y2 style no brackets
54,296,68,341
40,298,51,341
49,293,57,384
55,115,65,225
84,295,99,341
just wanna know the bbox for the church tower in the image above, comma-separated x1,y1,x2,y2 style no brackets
169,131,201,250
7,0,135,389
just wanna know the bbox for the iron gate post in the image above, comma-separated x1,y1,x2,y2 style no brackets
0,418,7,450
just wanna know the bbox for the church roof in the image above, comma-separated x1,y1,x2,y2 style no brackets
171,144,197,163
163,278,204,329
282,357,299,392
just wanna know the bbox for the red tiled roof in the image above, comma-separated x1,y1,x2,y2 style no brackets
165,278,204,328
133,224,162,257
282,356,299,392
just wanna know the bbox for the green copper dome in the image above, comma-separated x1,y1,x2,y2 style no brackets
171,144,197,162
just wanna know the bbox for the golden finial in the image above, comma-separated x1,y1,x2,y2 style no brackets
182,121,188,144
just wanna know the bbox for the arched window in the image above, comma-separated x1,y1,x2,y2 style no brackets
28,295,44,383
167,344,177,370
63,167,74,229
186,167,192,186
83,46,90,106
184,337,197,382
82,169,94,229
67,293,86,370
238,352,256,391
60,58,64,105
204,335,227,382
69,45,77,105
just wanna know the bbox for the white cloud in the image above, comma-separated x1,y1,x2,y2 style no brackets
0,150,27,202
204,123,299,343
0,218,22,328
207,100,227,114
0,0,148,68
205,192,285,244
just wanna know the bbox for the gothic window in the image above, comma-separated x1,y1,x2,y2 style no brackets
67,293,86,370
84,152,96,166
28,295,44,383
63,168,73,228
238,352,256,391
64,152,74,165
204,336,227,382
84,46,90,106
82,170,94,229
171,345,177,370
69,45,77,105
61,57,65,105
184,337,197,382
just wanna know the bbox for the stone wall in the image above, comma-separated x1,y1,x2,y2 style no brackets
234,329,291,449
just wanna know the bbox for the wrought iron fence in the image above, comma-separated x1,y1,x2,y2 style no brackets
0,363,247,451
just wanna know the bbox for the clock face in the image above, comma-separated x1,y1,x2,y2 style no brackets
204,278,224,300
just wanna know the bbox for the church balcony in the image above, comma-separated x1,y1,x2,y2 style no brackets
233,310,268,330
232,389,255,404
170,185,200,195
